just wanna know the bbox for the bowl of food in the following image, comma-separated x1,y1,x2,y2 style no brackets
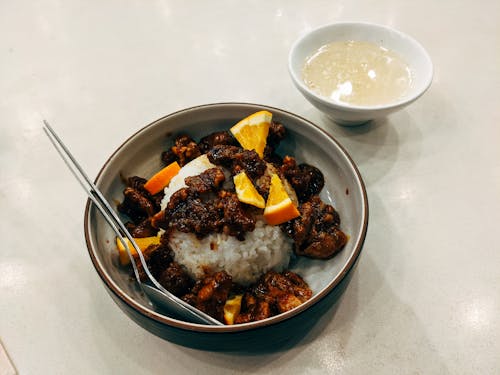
288,22,433,125
84,103,368,351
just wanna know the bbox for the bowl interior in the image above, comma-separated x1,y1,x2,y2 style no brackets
289,22,433,108
85,103,368,331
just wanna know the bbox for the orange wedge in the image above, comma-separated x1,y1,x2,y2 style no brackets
233,171,265,208
264,174,300,225
230,110,272,158
115,236,161,265
143,161,181,195
223,295,243,325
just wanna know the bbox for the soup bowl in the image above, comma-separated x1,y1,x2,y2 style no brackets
289,22,433,125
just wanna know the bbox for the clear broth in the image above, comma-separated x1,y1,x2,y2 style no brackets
302,40,413,106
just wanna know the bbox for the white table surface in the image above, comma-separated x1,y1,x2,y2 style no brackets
1,1,499,374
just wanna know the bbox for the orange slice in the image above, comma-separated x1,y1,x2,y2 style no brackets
264,174,300,225
230,110,272,158
143,161,181,195
115,236,161,265
223,295,243,325
233,171,265,208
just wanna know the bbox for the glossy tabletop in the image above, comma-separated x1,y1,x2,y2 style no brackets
1,1,499,374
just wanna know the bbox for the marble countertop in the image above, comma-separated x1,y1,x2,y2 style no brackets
1,1,499,374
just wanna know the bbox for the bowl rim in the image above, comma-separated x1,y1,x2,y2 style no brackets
288,21,434,112
84,102,369,333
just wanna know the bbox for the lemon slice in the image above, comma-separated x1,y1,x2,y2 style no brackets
230,110,272,158
233,171,265,208
264,174,300,225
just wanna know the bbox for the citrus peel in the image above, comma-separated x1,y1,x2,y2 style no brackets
223,295,243,325
230,110,271,158
233,171,265,208
115,236,161,265
143,161,181,195
264,173,300,225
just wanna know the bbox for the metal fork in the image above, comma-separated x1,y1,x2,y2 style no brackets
43,120,222,326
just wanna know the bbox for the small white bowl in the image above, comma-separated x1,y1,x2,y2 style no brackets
288,22,433,125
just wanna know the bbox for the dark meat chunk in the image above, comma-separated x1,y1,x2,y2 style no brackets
134,240,173,282
118,187,156,224
126,176,148,191
118,176,162,224
255,271,312,309
164,188,219,238
150,209,167,230
183,271,233,323
263,147,283,166
185,167,226,194
158,262,193,297
128,217,158,238
282,198,314,248
181,292,198,307
235,270,312,323
207,145,266,179
147,241,174,277
124,176,164,211
150,192,165,211
234,295,272,324
253,300,272,321
161,149,177,166
216,191,255,240
161,135,201,167
297,228,347,259
206,144,237,166
267,121,286,147
263,121,286,165
232,149,266,178
283,196,347,259
125,222,136,234
166,187,193,211
282,270,310,290
198,131,237,153
281,156,324,203
276,293,303,313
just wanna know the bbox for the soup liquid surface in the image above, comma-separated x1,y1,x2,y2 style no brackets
302,40,413,106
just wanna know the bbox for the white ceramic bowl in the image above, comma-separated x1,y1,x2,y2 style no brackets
288,22,433,125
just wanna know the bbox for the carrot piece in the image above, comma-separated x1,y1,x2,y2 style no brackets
143,161,181,195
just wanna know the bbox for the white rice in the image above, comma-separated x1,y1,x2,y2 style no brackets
169,219,293,285
160,154,293,285
160,154,217,210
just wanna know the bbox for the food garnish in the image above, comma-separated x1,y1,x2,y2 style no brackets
233,171,266,208
263,173,300,225
230,110,271,158
115,236,161,265
223,294,243,325
143,161,181,195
